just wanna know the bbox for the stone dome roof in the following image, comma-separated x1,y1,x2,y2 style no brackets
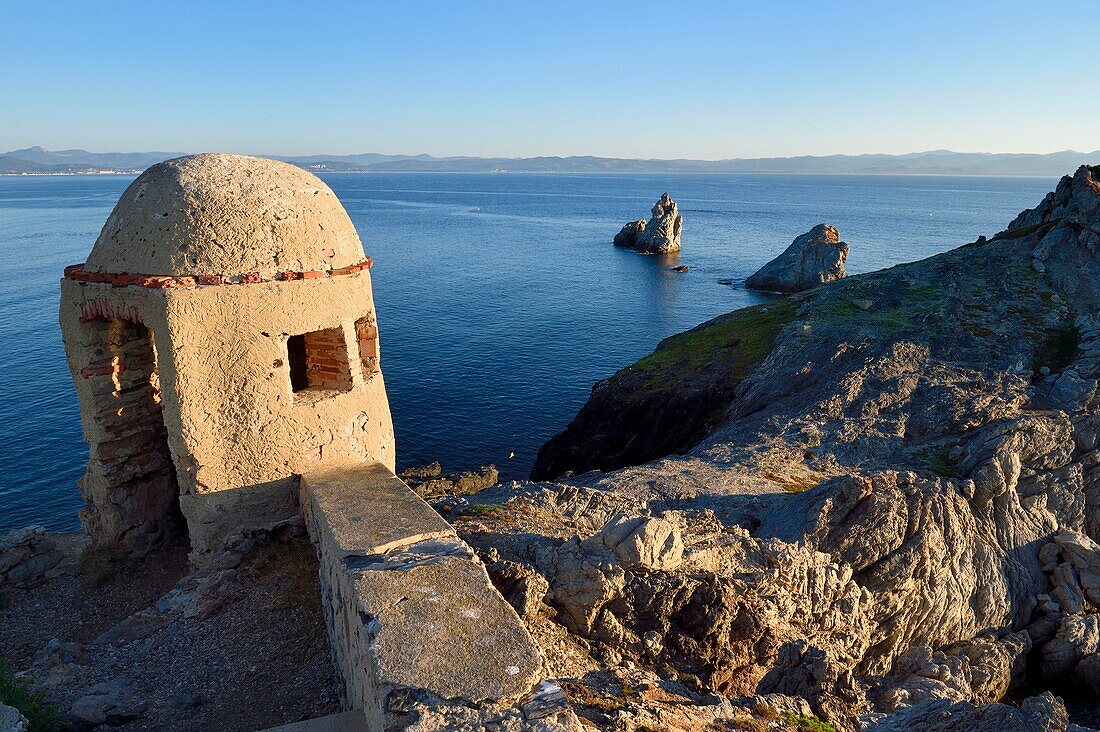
85,154,366,277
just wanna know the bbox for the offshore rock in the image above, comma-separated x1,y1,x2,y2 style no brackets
613,219,646,248
634,193,683,253
745,223,849,293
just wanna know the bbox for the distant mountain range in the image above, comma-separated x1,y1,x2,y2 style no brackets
2,146,1096,176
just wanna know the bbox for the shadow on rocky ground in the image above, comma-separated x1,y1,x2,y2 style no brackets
1,533,337,731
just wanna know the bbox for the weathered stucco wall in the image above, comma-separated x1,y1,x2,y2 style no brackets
301,463,543,729
160,273,394,553
60,280,179,549
60,271,394,555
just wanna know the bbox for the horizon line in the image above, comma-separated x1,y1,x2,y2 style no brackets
5,145,1099,162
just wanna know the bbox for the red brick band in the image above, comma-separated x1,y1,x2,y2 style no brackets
63,257,373,289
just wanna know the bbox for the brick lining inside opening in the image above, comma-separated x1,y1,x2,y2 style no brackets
288,327,354,400
79,318,184,551
355,316,379,377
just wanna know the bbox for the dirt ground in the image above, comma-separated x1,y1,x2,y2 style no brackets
0,535,340,731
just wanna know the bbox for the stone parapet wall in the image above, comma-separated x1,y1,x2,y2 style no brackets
301,462,543,730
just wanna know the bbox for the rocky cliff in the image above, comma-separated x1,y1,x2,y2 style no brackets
461,166,1100,730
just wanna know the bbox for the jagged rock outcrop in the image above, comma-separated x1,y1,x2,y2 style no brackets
876,633,1031,712
745,223,849,293
1,526,63,589
587,513,683,570
864,691,1070,732
636,193,683,253
498,166,1100,730
67,677,146,730
613,194,682,253
530,300,799,480
0,703,29,732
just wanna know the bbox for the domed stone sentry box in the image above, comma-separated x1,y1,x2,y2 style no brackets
59,154,395,556
60,155,546,726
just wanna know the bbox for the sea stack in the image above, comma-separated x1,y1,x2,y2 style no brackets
614,219,647,247
614,193,683,253
745,223,848,293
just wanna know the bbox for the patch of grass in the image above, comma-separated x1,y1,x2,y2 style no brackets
821,298,864,319
817,281,946,336
763,472,821,493
559,680,623,712
783,711,837,732
458,503,504,519
710,718,767,731
917,446,956,478
961,320,994,338
906,283,941,300
1032,323,1080,373
752,702,780,719
635,298,800,387
0,658,67,732
77,542,125,588
988,218,1061,242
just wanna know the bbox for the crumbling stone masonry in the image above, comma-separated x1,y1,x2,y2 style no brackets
59,154,542,727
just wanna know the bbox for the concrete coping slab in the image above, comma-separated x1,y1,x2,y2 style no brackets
302,462,454,557
353,552,543,704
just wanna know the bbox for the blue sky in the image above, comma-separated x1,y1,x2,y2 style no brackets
2,1,1097,158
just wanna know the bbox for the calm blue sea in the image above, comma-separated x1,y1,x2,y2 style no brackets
0,172,1056,532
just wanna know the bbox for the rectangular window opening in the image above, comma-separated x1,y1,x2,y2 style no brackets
287,327,353,401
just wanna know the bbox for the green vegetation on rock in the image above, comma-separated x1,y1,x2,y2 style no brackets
0,659,66,732
459,503,504,519
635,298,801,386
783,711,838,732
917,445,957,478
76,543,124,588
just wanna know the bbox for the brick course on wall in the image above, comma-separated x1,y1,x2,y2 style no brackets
63,258,373,290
